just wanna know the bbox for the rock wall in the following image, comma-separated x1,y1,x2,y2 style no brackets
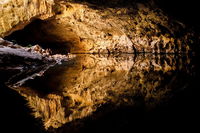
0,0,199,53
0,0,54,37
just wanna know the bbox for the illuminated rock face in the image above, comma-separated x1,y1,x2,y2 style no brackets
9,54,192,129
0,0,54,37
0,0,198,53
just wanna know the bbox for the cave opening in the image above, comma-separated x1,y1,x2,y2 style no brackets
4,19,81,55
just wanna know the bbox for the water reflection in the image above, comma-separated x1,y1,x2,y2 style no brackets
8,54,193,130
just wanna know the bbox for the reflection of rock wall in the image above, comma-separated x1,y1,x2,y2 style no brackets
10,54,192,129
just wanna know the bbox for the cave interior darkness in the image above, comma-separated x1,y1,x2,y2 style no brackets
4,19,72,54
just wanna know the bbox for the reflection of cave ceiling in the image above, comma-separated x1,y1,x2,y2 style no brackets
8,54,193,129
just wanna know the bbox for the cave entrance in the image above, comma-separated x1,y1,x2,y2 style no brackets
4,19,81,54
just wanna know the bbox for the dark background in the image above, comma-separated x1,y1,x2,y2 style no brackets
155,0,200,27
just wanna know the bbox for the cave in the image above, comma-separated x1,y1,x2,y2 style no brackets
4,19,81,54
1,0,200,133
2,0,200,55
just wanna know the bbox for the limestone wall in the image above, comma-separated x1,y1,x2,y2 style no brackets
0,0,54,37
0,0,198,53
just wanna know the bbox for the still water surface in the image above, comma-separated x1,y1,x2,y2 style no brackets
0,54,199,133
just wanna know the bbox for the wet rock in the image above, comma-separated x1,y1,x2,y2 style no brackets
0,37,75,87
0,38,73,62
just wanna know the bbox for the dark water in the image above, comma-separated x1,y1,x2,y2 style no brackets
0,54,199,133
